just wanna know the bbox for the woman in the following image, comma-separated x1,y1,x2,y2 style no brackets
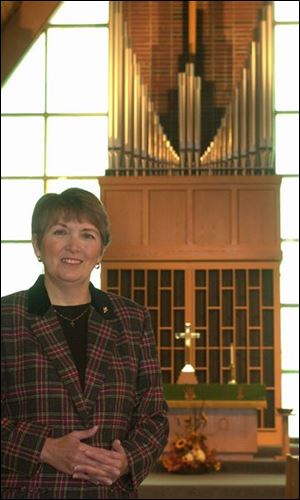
1,188,169,499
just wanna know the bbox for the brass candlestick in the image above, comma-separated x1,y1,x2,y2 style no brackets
228,363,237,384
228,343,237,384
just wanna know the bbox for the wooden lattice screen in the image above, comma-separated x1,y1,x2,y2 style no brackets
104,264,277,430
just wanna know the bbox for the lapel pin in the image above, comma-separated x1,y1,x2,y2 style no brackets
103,306,109,314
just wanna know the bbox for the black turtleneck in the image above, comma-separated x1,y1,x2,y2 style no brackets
54,304,90,391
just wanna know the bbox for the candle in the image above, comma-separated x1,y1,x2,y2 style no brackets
230,343,234,365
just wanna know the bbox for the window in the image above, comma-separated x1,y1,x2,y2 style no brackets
274,0,299,437
1,1,109,295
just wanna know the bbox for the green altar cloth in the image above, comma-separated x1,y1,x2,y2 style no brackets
163,384,266,402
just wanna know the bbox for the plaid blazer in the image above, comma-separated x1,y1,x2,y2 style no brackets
1,275,169,499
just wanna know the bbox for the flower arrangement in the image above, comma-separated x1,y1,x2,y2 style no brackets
161,410,221,474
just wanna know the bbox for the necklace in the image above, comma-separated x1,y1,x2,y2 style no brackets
54,305,90,327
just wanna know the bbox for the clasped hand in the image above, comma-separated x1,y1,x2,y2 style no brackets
40,425,128,486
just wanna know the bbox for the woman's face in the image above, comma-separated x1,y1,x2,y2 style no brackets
33,218,102,288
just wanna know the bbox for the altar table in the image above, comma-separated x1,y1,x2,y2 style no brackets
164,384,267,461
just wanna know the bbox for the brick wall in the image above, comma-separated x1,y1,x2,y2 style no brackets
123,0,264,153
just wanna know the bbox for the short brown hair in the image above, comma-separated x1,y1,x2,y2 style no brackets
31,188,111,249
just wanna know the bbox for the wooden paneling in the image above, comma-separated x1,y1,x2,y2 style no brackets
100,176,281,262
149,190,187,245
193,189,232,245
285,454,299,499
237,188,279,245
105,189,143,246
1,1,21,27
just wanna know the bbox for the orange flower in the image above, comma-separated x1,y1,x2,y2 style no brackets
175,438,187,450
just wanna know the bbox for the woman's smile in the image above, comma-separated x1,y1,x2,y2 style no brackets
61,258,84,265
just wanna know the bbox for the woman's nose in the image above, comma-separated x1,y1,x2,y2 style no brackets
65,234,81,251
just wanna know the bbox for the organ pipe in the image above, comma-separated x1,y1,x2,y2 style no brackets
200,3,274,175
108,2,273,176
108,1,179,176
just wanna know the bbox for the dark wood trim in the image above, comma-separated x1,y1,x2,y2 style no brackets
1,1,61,86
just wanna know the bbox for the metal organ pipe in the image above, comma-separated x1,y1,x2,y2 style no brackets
108,2,273,176
200,3,274,175
108,1,179,176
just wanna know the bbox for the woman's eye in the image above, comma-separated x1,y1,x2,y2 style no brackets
83,233,95,239
53,229,66,235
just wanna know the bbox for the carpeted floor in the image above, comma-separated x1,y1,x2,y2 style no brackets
138,445,299,499
137,454,289,500
138,471,286,499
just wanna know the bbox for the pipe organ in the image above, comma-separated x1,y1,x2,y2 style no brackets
108,1,179,175
109,2,273,177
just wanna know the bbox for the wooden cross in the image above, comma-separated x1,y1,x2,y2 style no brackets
175,322,200,368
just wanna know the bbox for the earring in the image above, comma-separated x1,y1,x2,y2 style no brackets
95,263,100,269
37,256,42,262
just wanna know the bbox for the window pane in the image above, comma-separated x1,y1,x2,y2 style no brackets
280,178,299,239
280,242,299,304
49,1,109,25
46,179,100,198
1,180,44,240
1,243,42,297
275,114,299,174
275,26,299,112
274,1,299,22
46,116,108,176
1,117,45,176
1,34,45,113
47,28,108,113
91,265,102,289
281,373,299,438
281,307,299,370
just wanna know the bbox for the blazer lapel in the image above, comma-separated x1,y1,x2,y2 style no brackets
31,308,90,421
83,305,121,414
